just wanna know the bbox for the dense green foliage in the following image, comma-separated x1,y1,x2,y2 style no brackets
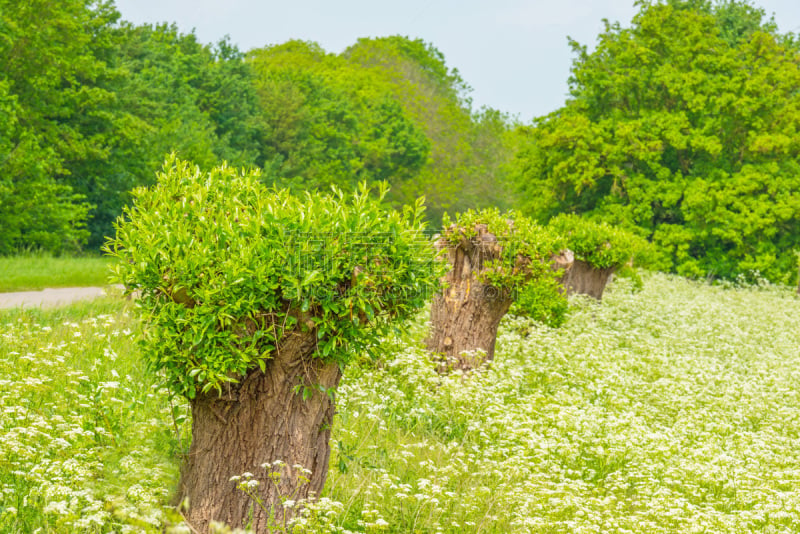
344,37,518,220
5,274,800,532
105,158,439,398
246,37,517,222
0,0,266,252
514,0,800,282
0,0,109,253
509,276,569,327
0,0,515,255
440,208,561,289
246,40,431,194
77,26,265,249
548,213,650,270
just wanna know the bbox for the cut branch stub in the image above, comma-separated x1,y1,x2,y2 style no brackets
550,248,575,291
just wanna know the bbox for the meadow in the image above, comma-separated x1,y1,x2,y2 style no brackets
0,255,112,292
1,272,799,533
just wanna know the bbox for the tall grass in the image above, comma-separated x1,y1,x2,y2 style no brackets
0,299,186,533
2,273,800,533
0,254,113,292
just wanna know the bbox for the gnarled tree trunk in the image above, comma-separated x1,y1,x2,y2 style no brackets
562,259,616,300
178,326,342,533
427,225,514,372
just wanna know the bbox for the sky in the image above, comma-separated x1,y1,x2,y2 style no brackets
112,0,800,122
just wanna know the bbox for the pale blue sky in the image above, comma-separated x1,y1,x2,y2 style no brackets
112,0,800,121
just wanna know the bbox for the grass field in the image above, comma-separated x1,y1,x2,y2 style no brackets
1,272,799,533
0,254,113,292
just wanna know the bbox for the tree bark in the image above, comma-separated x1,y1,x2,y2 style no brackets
562,259,616,300
178,325,342,533
426,225,515,372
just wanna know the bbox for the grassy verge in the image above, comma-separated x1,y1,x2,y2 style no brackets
2,273,800,533
0,254,113,292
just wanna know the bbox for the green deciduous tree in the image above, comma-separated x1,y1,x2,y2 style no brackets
75,24,264,248
345,36,518,220
105,157,438,532
0,0,265,252
0,0,114,253
250,36,517,221
247,40,431,194
1,4,514,255
514,0,800,282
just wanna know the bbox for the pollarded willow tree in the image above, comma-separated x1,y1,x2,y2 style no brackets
548,214,649,299
427,208,566,372
514,0,800,283
105,157,438,532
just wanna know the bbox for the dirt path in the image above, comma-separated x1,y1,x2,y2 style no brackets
0,287,121,309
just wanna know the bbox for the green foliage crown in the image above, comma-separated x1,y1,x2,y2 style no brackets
548,214,649,270
105,157,438,398
441,208,563,289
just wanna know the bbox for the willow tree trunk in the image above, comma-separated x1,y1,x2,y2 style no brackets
426,225,514,372
178,327,342,533
563,259,616,300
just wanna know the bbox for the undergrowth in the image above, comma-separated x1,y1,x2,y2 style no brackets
2,273,800,532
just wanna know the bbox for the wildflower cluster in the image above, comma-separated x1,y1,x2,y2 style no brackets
219,461,375,534
4,273,800,533
0,300,186,532
326,273,800,533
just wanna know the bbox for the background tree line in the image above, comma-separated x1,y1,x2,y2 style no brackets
0,0,514,255
2,0,799,283
513,0,800,283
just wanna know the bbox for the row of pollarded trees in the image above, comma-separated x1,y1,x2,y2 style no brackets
107,159,645,532
426,209,646,372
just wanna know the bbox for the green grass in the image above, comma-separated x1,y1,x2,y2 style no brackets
2,273,800,533
0,254,114,292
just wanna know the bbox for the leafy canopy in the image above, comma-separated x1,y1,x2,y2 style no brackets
0,0,113,253
441,208,562,285
345,36,518,221
105,157,439,398
0,0,268,252
246,40,431,194
513,0,800,282
548,214,650,270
